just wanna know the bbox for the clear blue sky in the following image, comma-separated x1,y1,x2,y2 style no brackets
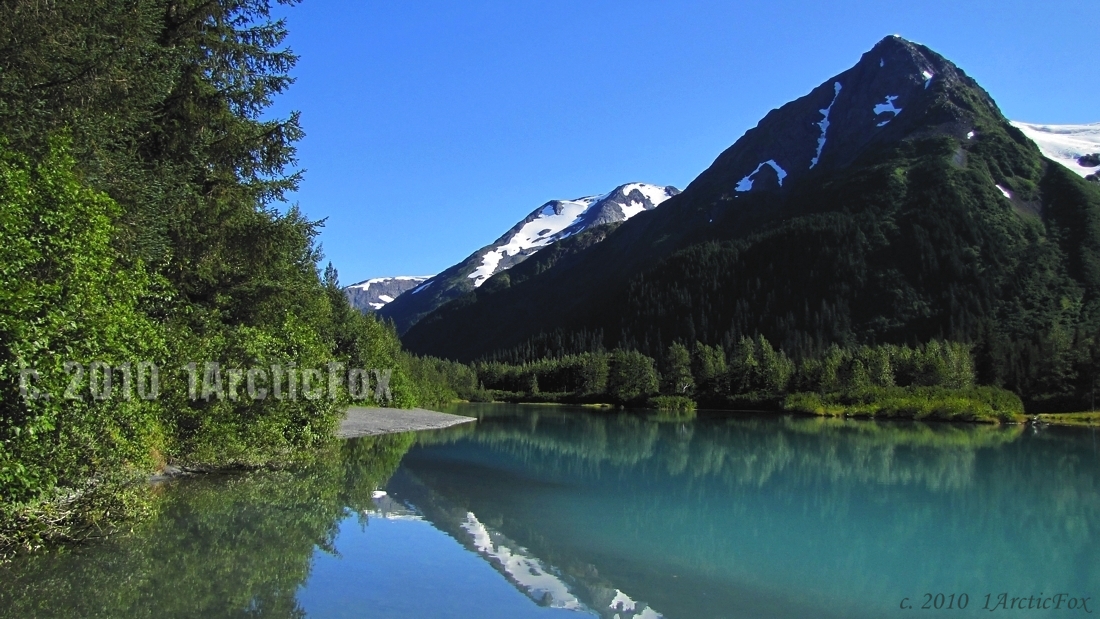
267,0,1099,284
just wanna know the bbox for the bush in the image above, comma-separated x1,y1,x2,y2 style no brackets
646,395,697,412
0,139,167,504
782,386,1025,422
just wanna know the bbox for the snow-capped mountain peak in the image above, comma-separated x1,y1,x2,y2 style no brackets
704,35,1005,201
375,181,679,331
468,182,679,287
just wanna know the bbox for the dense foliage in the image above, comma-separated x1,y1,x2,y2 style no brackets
0,0,426,550
464,337,1022,420
0,433,414,611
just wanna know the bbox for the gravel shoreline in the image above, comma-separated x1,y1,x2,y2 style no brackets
336,406,475,438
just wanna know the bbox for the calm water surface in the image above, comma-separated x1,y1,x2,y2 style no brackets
1,404,1098,618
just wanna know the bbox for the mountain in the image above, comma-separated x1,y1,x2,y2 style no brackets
378,183,679,332
1010,122,1100,181
401,35,1100,410
345,276,432,311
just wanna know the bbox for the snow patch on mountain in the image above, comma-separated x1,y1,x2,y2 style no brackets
348,276,432,288
618,200,648,219
466,184,677,287
460,512,586,611
996,184,1012,199
467,245,505,286
922,70,934,89
811,82,843,169
610,590,636,612
736,160,788,192
467,197,598,287
874,95,903,126
619,182,676,217
1010,121,1100,178
344,276,432,311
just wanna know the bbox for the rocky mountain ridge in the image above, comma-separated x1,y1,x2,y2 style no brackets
344,276,431,311
373,182,678,330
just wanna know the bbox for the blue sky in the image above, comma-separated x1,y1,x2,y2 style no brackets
267,0,1099,284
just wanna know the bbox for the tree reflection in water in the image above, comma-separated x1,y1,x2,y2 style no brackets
400,405,1100,619
0,406,1097,619
0,433,414,619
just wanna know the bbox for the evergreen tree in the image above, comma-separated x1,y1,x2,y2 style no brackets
756,335,794,395
577,352,610,395
728,337,761,395
0,1,437,542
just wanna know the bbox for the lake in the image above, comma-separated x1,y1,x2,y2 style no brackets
1,403,1098,618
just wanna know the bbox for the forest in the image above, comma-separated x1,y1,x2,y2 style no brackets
0,0,449,554
427,338,1024,422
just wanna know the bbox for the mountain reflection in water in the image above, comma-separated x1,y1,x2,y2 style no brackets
401,405,1099,618
0,404,1097,619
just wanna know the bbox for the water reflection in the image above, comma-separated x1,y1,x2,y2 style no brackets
0,406,1096,619
401,404,1100,618
0,433,414,619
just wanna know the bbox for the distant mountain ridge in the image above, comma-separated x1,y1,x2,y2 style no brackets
344,276,431,311
375,183,679,331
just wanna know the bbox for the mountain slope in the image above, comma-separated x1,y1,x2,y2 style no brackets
378,183,678,332
402,36,1100,410
345,276,432,311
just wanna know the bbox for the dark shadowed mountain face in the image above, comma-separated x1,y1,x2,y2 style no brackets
377,183,678,333
401,36,1100,409
684,35,997,201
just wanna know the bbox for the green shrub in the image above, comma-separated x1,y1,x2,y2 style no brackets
646,395,697,412
782,386,1024,422
0,138,167,504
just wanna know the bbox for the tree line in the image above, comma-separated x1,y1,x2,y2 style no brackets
427,337,1021,420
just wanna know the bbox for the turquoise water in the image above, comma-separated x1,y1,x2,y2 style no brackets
1,404,1098,618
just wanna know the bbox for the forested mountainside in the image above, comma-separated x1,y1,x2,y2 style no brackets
403,36,1100,411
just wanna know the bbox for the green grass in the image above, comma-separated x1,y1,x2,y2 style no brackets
645,395,697,412
782,386,1025,423
1036,412,1100,427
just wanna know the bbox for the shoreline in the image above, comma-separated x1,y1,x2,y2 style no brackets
336,406,476,438
472,399,1100,429
1035,412,1100,428
149,407,475,482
